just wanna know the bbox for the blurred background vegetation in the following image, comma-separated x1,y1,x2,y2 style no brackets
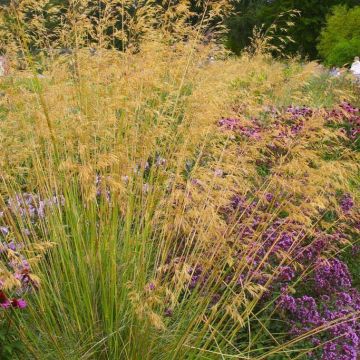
1,0,360,66
226,0,360,63
0,0,360,66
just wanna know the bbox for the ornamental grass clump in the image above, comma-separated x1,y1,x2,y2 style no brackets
0,1,359,359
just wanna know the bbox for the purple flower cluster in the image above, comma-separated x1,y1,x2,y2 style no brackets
314,259,352,292
218,117,261,139
326,102,360,140
188,265,204,290
280,294,320,326
340,194,354,214
220,102,359,149
299,232,345,262
221,191,360,359
95,174,111,201
7,193,64,219
277,255,360,359
219,104,315,148
285,105,313,120
218,117,241,131
278,265,295,281
0,192,61,313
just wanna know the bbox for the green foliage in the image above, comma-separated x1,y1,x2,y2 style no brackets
225,0,268,54
318,5,360,66
226,0,359,59
0,319,25,360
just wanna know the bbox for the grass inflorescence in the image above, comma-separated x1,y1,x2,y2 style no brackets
0,1,359,359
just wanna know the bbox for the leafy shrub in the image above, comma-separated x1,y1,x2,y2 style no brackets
318,5,360,66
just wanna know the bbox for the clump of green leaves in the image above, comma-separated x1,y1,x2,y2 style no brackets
318,5,360,66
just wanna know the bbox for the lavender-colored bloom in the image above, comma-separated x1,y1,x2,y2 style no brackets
340,102,359,115
230,195,246,210
290,121,304,134
96,175,103,197
314,259,352,292
218,117,240,130
295,296,321,325
278,294,297,312
21,259,30,271
37,200,46,218
286,105,313,120
51,195,65,206
188,265,203,290
0,226,9,236
191,179,202,187
148,283,155,291
336,292,353,307
326,102,360,142
218,117,261,139
278,266,295,282
7,241,17,251
277,233,293,251
7,192,64,219
340,194,354,214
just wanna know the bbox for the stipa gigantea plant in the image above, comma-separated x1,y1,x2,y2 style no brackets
0,2,237,358
1,52,360,358
0,1,359,359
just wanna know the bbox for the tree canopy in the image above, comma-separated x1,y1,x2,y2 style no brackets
318,5,360,66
